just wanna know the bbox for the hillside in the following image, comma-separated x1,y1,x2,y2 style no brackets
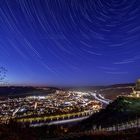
99,87,133,100
83,96,140,129
0,86,58,98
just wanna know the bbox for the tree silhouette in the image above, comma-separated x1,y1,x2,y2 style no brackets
0,66,7,85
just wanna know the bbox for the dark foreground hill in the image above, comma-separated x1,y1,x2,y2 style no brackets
82,96,140,129
65,129,140,140
1,123,140,140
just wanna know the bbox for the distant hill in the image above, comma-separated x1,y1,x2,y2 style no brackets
0,86,59,98
63,83,135,100
99,85,134,100
102,83,135,88
0,83,135,99
63,83,135,90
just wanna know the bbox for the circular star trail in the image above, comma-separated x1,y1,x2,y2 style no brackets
0,0,140,86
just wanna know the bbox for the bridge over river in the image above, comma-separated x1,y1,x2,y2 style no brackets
15,110,98,127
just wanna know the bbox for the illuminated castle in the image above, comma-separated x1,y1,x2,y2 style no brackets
131,79,140,97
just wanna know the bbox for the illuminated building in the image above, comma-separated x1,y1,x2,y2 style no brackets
130,79,140,97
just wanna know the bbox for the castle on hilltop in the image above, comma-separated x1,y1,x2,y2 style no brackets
130,79,140,97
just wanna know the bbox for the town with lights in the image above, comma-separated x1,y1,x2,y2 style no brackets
0,90,102,126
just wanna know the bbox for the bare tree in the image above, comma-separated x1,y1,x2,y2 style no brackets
0,66,7,85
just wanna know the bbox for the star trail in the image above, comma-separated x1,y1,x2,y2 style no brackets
0,0,140,86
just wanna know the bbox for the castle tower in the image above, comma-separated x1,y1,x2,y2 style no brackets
131,79,140,97
135,79,140,91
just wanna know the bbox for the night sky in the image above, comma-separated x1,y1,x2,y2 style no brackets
0,0,140,86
